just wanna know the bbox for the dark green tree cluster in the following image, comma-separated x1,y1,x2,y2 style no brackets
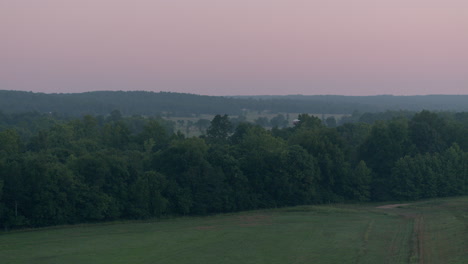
0,110,467,230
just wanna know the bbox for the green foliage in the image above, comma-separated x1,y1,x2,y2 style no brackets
254,116,269,127
296,113,323,129
325,116,337,127
409,110,447,153
0,129,22,156
269,114,288,128
137,120,169,151
359,119,414,200
102,121,130,149
0,179,3,199
3,91,468,118
206,114,232,144
128,171,168,218
390,144,468,201
0,110,467,229
343,161,372,201
289,126,350,202
194,119,211,134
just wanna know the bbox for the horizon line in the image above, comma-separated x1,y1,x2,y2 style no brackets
2,89,468,97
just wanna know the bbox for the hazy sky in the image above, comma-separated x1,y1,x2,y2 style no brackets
2,0,468,95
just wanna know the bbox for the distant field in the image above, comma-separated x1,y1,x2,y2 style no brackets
1,197,466,264
166,112,347,136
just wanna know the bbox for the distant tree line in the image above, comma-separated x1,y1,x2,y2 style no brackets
0,110,467,229
2,90,468,117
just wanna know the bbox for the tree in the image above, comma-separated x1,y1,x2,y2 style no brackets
1,108,467,230
206,114,232,144
137,120,169,151
440,144,466,196
289,127,350,202
336,122,371,163
232,124,287,207
278,145,320,204
153,137,225,214
185,120,194,135
254,117,269,127
409,110,447,153
326,116,337,128
102,121,130,149
0,129,21,155
270,114,288,128
295,114,322,130
69,115,99,140
207,144,249,211
128,171,168,218
359,119,413,200
343,161,372,201
33,161,77,225
107,109,123,122
0,157,28,229
195,119,211,134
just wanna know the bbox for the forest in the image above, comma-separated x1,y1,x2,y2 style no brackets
1,90,468,117
0,108,467,230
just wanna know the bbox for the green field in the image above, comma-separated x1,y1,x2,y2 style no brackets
1,197,467,264
167,112,346,137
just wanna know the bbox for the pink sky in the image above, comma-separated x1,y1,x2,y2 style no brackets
1,0,468,95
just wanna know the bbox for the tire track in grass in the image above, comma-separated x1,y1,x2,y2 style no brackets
409,214,425,264
385,218,409,264
355,219,374,264
417,216,426,264
375,206,415,264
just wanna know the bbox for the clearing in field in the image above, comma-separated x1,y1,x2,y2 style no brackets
0,197,467,264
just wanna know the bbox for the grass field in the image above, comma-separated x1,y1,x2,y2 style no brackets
1,197,466,264
167,112,347,137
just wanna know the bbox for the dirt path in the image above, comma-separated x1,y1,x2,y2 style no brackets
414,215,425,264
376,203,427,264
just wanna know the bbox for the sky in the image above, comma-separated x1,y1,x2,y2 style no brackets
1,0,468,96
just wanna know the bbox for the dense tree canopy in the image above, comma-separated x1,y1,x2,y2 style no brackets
0,110,467,230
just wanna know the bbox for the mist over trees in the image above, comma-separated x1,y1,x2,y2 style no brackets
0,109,467,229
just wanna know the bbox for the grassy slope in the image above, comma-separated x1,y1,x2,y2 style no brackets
0,197,466,264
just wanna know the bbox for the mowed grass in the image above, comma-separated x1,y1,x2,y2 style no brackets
1,197,467,264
